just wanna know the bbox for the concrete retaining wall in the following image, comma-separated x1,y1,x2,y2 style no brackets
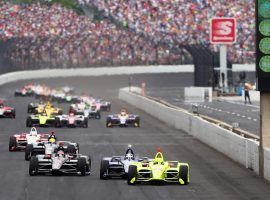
0,65,194,86
264,148,270,180
119,87,262,177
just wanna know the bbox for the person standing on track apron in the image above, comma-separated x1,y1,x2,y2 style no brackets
244,82,251,104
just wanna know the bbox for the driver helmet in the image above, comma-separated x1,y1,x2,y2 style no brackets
46,101,52,108
49,138,56,143
30,127,38,136
120,109,127,116
70,112,75,116
125,153,134,161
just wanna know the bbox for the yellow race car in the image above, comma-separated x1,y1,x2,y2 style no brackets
127,149,190,185
35,102,62,116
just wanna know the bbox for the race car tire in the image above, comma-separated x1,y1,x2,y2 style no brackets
106,118,112,128
29,156,39,176
127,165,137,185
25,144,33,161
83,119,88,128
86,155,91,173
27,105,33,113
100,160,109,179
26,117,32,127
54,118,61,128
67,144,76,154
95,112,101,120
179,165,189,185
77,157,86,176
11,109,16,118
9,136,17,151
134,117,140,127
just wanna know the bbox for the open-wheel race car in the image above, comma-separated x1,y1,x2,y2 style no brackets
100,145,148,179
34,101,63,116
70,102,101,119
106,109,140,127
0,101,15,118
26,112,56,127
25,140,79,161
14,85,34,97
9,127,49,151
127,148,190,185
29,149,91,176
54,113,88,128
95,99,111,112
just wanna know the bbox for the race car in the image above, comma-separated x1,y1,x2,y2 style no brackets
26,112,56,127
69,102,101,119
100,145,148,179
95,99,111,112
14,85,34,96
34,102,63,116
54,113,88,128
126,149,190,185
27,101,45,113
0,101,15,118
9,127,49,151
25,140,79,161
29,150,91,176
51,90,80,104
106,109,140,127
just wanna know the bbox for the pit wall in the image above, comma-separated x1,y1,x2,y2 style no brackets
119,87,265,179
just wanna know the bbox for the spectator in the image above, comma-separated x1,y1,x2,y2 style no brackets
86,0,255,63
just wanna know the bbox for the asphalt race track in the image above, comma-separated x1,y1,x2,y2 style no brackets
0,74,269,200
147,86,260,135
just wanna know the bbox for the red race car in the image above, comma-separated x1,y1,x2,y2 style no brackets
0,101,15,118
9,127,49,151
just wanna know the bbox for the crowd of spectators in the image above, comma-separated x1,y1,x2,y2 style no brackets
0,1,183,69
0,0,255,70
86,0,255,63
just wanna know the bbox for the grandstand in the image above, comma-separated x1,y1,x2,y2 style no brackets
0,0,254,74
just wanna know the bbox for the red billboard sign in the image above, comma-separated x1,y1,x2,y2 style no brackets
210,18,236,44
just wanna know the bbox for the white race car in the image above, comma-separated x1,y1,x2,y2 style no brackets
9,127,49,151
100,145,148,179
29,150,91,176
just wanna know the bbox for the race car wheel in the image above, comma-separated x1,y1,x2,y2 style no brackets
95,112,101,119
25,144,33,161
179,165,189,185
26,117,32,127
54,118,61,128
106,118,112,128
27,106,33,113
11,110,16,118
77,157,87,176
67,144,76,155
100,160,109,179
134,117,140,127
9,136,17,151
86,155,91,173
29,156,39,176
83,119,88,128
127,165,137,185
